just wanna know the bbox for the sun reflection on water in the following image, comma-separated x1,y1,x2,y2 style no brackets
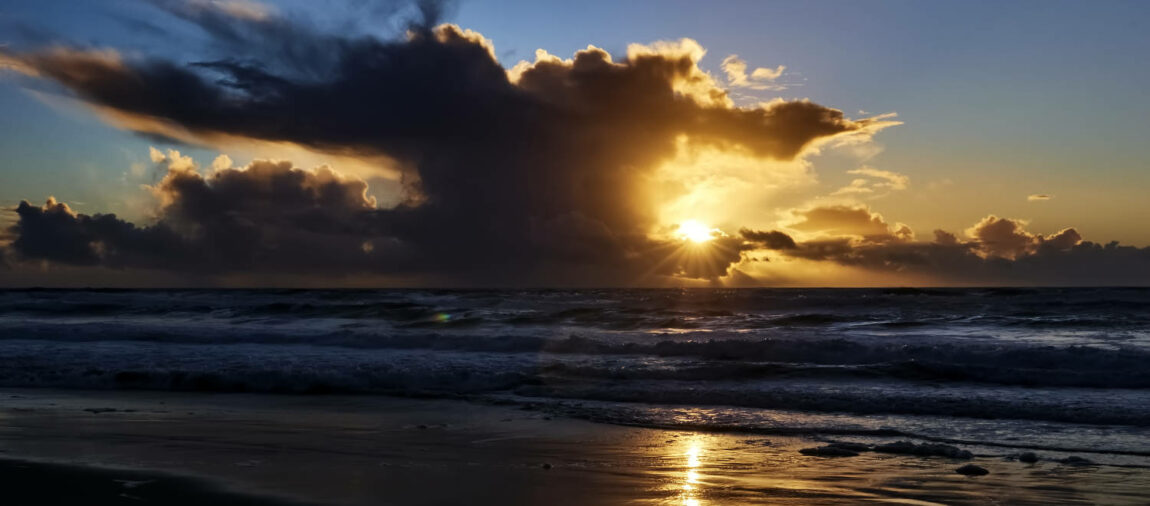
679,436,705,505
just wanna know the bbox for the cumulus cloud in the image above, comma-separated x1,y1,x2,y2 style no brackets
964,216,1033,259
738,213,1148,285
963,215,1082,260
788,205,914,243
8,160,394,274
11,197,188,269
0,2,894,285
721,55,786,90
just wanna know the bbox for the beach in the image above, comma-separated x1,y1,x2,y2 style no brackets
4,0,1150,501
2,388,1148,505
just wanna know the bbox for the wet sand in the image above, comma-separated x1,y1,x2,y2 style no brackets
0,457,305,505
0,388,1147,505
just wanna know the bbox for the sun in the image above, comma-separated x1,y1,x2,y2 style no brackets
677,220,715,243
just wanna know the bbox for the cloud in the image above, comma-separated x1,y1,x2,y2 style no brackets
0,51,38,76
788,205,914,243
11,197,188,269
964,215,1036,259
209,154,233,172
148,146,167,163
830,178,875,196
1042,227,1083,252
8,160,393,274
847,166,908,190
8,155,1149,286
188,0,275,21
963,215,1082,260
4,150,771,284
1028,194,1053,201
723,205,1149,285
1,4,894,285
739,228,797,250
720,54,786,90
742,213,1150,286
832,166,908,198
7,2,1143,286
149,147,196,171
933,229,960,246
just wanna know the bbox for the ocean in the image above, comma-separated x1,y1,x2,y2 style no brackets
2,287,1149,466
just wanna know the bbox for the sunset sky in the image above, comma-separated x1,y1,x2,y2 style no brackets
1,0,1148,286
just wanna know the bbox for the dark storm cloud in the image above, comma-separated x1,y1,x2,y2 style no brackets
142,0,419,80
11,197,189,269
4,159,757,282
8,162,406,275
1,1,888,284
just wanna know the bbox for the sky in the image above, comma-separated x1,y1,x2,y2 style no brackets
0,0,1148,287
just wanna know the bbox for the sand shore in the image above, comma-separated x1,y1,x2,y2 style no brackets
0,388,1146,505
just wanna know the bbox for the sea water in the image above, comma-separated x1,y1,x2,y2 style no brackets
1,287,1148,465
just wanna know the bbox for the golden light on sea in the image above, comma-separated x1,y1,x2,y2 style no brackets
680,436,705,506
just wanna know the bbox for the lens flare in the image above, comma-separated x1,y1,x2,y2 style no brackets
677,220,715,243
